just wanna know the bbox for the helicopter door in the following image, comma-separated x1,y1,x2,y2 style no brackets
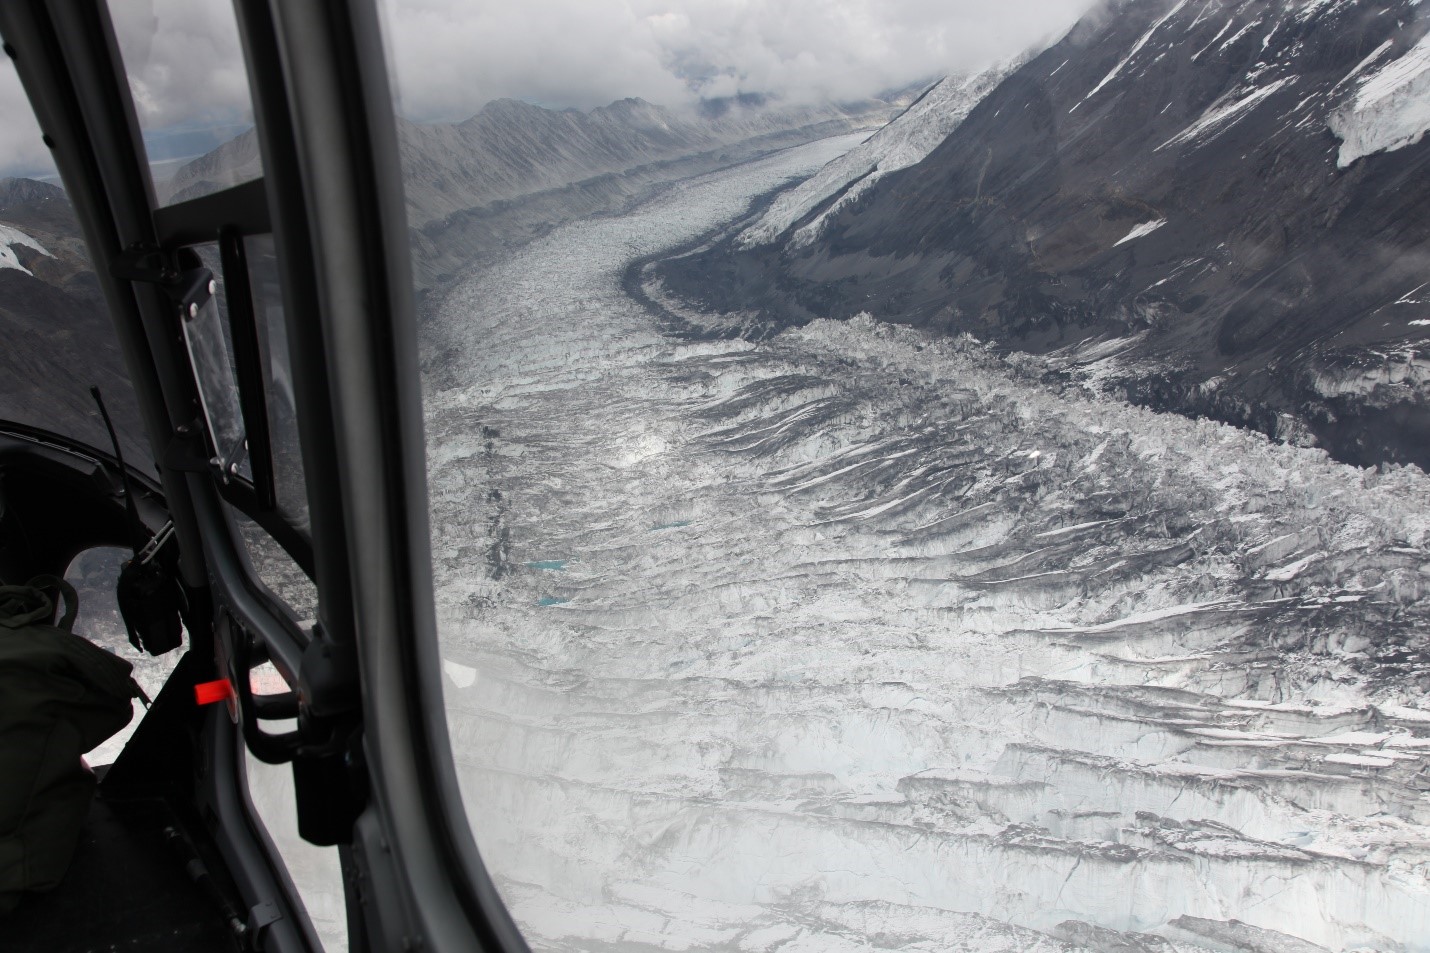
0,2,524,951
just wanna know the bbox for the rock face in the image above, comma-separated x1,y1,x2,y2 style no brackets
650,0,1430,471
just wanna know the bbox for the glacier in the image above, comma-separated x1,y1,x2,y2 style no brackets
416,134,1430,952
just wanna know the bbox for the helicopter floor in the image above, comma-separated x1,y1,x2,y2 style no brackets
4,787,241,953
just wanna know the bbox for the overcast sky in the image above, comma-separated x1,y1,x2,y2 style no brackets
0,0,1093,178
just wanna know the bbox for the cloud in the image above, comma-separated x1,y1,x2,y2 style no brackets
0,0,254,179
0,0,1095,177
380,0,1096,118
0,60,54,178
108,1,252,129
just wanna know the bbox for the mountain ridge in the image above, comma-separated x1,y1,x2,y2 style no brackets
649,0,1430,470
160,92,903,291
162,93,901,227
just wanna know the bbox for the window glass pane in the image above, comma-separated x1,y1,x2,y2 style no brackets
67,546,181,766
384,3,1430,952
107,0,259,204
182,283,247,471
195,234,308,534
246,235,310,533
188,241,251,483
229,506,318,625
245,751,344,951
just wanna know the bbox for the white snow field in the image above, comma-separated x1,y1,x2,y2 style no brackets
423,135,1430,953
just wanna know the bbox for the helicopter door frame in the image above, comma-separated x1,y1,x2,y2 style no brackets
0,4,320,952
248,4,529,950
0,1,527,950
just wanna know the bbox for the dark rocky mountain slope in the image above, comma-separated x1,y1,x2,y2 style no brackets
651,0,1430,470
0,177,148,466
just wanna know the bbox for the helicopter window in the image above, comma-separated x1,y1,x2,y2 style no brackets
187,233,313,560
243,752,345,951
106,0,260,206
378,1,1430,951
62,545,182,766
229,505,319,625
243,234,310,534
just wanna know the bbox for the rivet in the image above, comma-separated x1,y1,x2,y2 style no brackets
208,279,217,295
188,302,199,318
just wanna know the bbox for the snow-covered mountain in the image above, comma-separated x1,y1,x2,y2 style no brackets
733,64,1024,251
395,96,897,231
402,95,902,288
650,0,1430,471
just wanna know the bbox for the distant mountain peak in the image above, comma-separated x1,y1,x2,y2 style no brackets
0,177,65,213
471,97,551,119
603,97,656,110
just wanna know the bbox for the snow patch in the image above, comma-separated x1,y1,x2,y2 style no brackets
1192,18,1236,62
1157,78,1295,151
0,222,52,276
1079,0,1190,105
1113,219,1167,246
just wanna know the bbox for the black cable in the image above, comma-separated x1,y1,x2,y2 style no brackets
90,385,147,554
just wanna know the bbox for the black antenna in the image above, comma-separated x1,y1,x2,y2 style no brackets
90,385,147,554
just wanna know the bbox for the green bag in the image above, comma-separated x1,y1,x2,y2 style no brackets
0,576,138,915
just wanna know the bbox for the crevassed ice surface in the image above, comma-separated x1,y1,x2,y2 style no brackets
424,135,1430,953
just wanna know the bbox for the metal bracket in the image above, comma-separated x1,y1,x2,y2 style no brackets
246,899,283,936
162,422,210,473
109,242,179,285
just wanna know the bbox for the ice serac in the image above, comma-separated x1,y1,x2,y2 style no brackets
649,0,1430,472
